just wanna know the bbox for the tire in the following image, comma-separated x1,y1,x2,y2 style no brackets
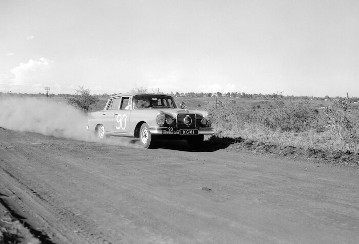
139,123,154,148
95,124,106,139
186,135,204,149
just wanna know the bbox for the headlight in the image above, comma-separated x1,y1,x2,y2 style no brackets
165,116,174,125
200,117,208,126
200,117,211,126
157,113,174,126
156,113,165,126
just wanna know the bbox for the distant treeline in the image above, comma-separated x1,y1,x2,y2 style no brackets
171,91,359,102
1,91,358,102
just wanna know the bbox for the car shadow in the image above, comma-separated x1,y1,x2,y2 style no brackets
154,136,244,152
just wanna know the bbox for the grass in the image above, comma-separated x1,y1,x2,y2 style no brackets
3,92,357,162
90,95,359,156
205,97,359,156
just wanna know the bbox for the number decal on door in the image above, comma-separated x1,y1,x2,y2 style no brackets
115,114,127,130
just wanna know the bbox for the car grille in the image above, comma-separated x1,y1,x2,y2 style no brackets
176,114,196,129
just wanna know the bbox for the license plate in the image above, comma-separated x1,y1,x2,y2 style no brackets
180,129,198,135
162,128,179,134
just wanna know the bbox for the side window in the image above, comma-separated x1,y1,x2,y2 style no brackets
108,98,121,110
120,97,130,110
151,98,159,107
162,99,168,107
168,98,176,108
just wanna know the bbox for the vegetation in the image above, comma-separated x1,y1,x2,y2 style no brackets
2,90,359,161
207,97,359,154
66,87,99,112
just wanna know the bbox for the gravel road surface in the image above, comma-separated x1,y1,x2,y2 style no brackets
0,128,358,243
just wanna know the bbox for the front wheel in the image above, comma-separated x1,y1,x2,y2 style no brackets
139,123,154,148
186,135,204,149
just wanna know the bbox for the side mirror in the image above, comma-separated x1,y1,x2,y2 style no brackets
180,102,186,109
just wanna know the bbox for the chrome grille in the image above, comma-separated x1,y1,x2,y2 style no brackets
176,114,196,129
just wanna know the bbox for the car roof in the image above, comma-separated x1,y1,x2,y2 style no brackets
110,93,170,98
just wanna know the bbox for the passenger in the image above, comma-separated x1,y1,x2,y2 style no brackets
143,99,151,108
124,100,131,110
136,99,151,108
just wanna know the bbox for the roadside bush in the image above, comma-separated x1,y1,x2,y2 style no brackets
324,99,359,151
67,87,99,112
209,98,359,153
251,101,324,132
210,100,323,133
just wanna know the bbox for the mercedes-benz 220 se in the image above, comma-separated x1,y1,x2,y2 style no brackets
87,93,214,148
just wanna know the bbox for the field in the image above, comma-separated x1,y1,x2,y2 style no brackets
172,96,359,165
1,93,359,243
2,92,359,165
84,93,359,164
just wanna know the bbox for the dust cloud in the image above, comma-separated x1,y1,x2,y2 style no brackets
0,97,89,140
0,97,145,149
0,97,141,147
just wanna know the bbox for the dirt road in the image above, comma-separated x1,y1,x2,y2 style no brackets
0,128,358,243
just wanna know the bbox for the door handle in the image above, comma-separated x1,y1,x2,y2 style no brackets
114,113,119,115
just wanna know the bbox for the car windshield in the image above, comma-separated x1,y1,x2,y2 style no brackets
133,95,177,109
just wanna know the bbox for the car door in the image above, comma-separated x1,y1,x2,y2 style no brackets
113,96,132,134
102,97,121,133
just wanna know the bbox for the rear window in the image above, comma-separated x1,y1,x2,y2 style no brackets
107,98,121,110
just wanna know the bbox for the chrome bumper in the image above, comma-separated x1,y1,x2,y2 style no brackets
149,127,215,135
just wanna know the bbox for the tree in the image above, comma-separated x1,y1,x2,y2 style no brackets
67,86,99,112
131,87,148,93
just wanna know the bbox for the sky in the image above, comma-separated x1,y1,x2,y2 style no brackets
0,0,358,96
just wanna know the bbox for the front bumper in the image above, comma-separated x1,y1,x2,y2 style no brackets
149,127,214,135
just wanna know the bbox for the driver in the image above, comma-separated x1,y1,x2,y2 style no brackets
135,98,151,108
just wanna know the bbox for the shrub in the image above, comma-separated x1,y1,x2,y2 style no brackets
67,87,99,112
210,99,323,133
251,101,323,132
208,97,359,153
324,99,359,151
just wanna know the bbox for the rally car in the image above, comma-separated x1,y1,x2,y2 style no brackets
87,93,214,148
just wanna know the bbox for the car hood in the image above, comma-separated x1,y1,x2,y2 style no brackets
156,108,209,118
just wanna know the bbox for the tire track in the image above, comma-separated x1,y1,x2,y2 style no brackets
0,150,116,244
